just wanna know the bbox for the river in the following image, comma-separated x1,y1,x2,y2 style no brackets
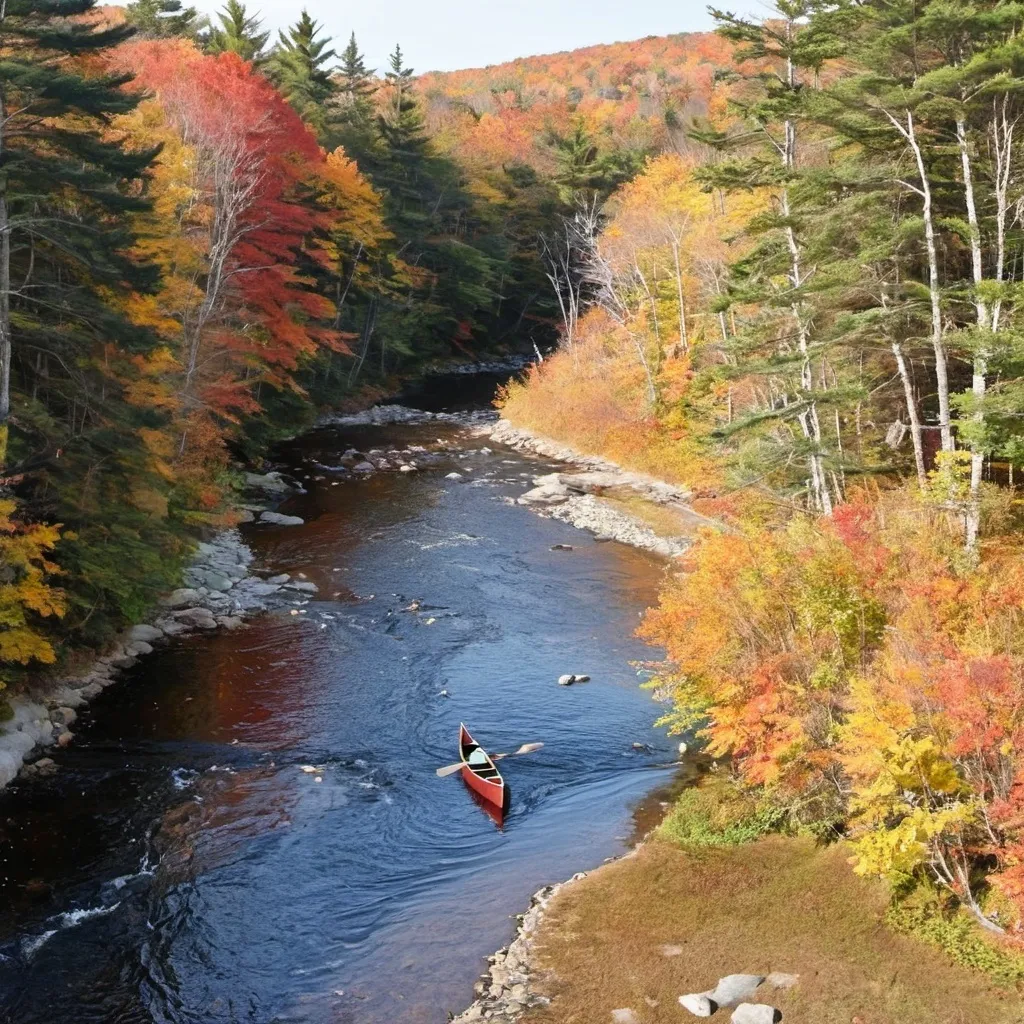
0,385,680,1024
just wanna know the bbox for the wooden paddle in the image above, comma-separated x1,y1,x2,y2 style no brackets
435,742,544,778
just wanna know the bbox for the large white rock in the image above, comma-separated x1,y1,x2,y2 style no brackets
731,1004,778,1024
679,994,715,1017
708,975,765,1008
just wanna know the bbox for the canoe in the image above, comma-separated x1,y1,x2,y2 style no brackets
459,723,507,812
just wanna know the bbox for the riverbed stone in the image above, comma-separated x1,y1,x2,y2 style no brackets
126,641,154,657
244,471,292,493
285,581,318,593
730,1005,778,1024
353,461,375,473
128,624,164,643
679,993,716,1017
164,588,204,609
260,511,305,527
708,974,765,1008
50,707,77,728
174,607,217,628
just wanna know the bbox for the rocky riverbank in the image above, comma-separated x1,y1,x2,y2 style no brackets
450,874,585,1024
485,419,718,558
0,521,324,792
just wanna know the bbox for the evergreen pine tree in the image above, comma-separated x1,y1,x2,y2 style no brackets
0,0,158,468
332,32,377,159
125,0,200,38
268,10,337,137
202,0,269,64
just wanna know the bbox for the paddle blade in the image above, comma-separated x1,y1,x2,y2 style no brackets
435,761,466,778
493,742,544,760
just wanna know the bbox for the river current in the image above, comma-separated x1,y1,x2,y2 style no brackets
0,387,679,1024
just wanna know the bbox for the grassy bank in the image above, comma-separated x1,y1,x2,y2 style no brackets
523,833,1022,1024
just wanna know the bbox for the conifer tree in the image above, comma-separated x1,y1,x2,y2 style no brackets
125,0,199,38
268,10,337,136
333,32,377,159
202,0,269,64
0,0,157,469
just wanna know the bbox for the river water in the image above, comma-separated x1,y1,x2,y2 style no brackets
0,394,680,1024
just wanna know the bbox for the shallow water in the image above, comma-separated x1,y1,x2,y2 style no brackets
0,415,682,1024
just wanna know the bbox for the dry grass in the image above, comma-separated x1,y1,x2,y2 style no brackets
524,838,1024,1024
601,491,710,540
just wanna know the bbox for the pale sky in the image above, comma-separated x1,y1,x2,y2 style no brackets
190,0,763,77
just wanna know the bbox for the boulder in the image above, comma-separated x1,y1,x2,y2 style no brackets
128,624,164,643
174,607,217,628
259,512,305,527
679,993,716,1017
164,588,204,609
731,1005,778,1024
244,471,292,494
708,975,765,1008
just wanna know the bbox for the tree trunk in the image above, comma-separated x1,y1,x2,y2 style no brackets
903,110,954,452
892,340,927,487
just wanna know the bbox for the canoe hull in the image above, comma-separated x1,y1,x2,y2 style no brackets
459,723,508,812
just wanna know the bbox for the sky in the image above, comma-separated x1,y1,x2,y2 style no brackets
192,0,764,77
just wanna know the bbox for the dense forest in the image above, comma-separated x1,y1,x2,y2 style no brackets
5,0,1024,969
500,0,1024,958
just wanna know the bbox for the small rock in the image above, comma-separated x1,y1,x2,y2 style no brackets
285,581,318,593
353,462,375,473
163,588,204,609
126,641,153,657
174,607,217,628
611,1011,639,1024
50,707,77,728
399,465,415,473
445,472,462,480
56,730,74,748
708,975,765,1008
260,512,305,527
216,616,245,630
644,997,659,1008
550,543,573,551
679,993,716,1017
730,1005,778,1024
660,944,684,957
678,742,689,755
765,973,798,990
267,574,291,584
34,758,57,776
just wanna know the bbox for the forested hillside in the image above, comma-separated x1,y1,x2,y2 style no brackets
2,0,678,699
500,0,1024,958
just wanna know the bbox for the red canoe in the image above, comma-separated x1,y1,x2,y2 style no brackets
459,723,508,812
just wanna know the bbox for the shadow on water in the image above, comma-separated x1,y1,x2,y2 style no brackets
0,398,685,1024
